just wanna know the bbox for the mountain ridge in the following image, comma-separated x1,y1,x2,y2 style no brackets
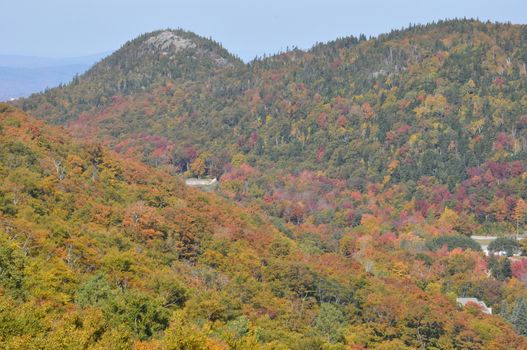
6,18,527,348
18,19,527,179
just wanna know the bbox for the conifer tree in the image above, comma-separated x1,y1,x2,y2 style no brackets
499,300,510,321
511,297,527,336
490,257,512,281
502,258,513,280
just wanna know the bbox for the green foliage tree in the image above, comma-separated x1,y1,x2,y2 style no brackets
75,274,170,340
426,235,481,252
75,274,113,307
314,303,347,343
104,290,170,340
488,237,521,257
488,255,513,281
511,297,527,336
499,299,511,321
0,232,26,298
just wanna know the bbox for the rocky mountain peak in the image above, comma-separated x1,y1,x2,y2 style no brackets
143,30,197,53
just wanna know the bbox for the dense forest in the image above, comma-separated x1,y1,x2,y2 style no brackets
19,20,527,235
5,19,527,348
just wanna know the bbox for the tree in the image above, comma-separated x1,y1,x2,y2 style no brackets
499,299,511,321
514,199,527,235
489,256,512,281
0,232,26,298
437,207,459,232
190,157,207,178
501,258,513,280
75,274,113,308
488,237,521,257
314,303,346,343
511,297,527,336
426,235,481,252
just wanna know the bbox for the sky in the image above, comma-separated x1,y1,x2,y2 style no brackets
2,0,527,62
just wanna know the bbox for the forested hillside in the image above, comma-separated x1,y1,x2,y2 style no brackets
18,20,527,239
19,20,527,182
2,103,526,348
7,18,527,348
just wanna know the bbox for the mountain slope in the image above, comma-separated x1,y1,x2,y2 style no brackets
9,16,527,350
16,20,527,235
19,29,243,123
2,104,527,348
18,20,527,179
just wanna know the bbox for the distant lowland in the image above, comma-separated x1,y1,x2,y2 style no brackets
0,53,109,101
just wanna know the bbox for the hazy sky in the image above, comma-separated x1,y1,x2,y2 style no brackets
2,0,526,61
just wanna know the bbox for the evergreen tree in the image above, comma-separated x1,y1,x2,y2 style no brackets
499,300,511,321
501,258,513,280
490,257,512,281
511,297,527,336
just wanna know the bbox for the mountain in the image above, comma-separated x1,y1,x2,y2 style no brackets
0,54,108,101
0,104,327,348
17,29,243,122
8,19,527,347
3,103,525,348
17,20,527,233
17,21,527,173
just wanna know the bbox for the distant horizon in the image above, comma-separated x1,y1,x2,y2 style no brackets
0,52,111,60
2,0,526,61
2,17,526,63
6,16,525,101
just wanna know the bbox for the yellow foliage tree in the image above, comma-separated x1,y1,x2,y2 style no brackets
437,207,459,233
190,157,206,178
